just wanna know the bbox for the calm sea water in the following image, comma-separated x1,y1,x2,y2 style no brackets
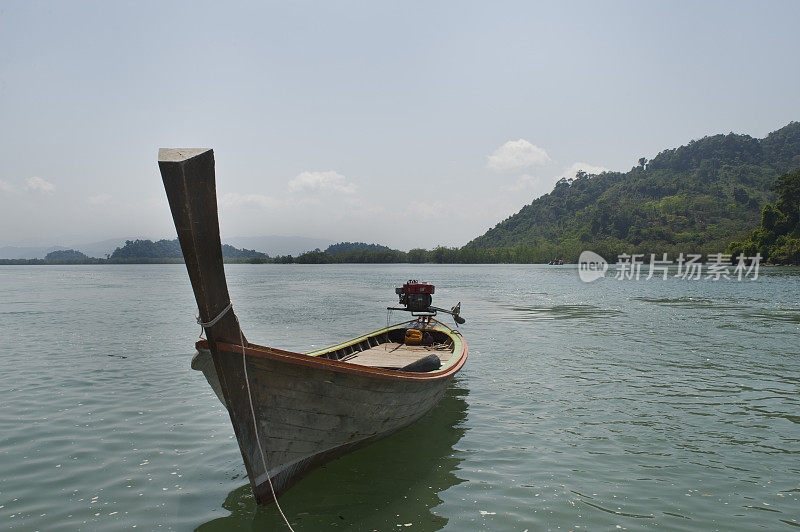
0,264,798,531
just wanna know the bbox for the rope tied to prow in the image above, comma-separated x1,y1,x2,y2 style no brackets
197,302,233,328
196,302,295,531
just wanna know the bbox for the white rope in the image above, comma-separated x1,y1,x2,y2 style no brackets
233,312,294,531
197,302,233,328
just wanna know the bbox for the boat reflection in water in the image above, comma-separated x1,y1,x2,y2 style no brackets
197,383,469,531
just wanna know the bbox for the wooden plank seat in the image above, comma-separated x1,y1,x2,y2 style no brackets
340,342,448,369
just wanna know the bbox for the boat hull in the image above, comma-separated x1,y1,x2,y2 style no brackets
158,149,468,505
192,321,466,503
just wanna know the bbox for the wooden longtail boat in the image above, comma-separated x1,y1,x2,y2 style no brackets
158,148,468,505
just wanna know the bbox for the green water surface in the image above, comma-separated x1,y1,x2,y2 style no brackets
0,264,798,530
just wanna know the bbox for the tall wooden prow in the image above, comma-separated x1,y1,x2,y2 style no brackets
158,148,273,503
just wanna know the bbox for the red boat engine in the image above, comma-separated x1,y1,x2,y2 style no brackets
395,280,435,312
390,280,465,324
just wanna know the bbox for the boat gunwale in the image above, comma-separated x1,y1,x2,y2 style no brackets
195,319,467,382
303,319,436,355
305,317,463,368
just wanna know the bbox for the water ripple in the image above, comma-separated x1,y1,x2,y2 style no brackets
0,264,798,530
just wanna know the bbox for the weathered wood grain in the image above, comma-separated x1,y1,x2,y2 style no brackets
341,342,448,367
159,149,271,502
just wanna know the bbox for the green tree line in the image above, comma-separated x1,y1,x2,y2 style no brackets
728,168,800,264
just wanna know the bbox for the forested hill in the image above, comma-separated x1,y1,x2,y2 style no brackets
467,122,800,260
108,239,269,261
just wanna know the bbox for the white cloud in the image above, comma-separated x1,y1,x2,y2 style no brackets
25,176,55,195
288,171,356,194
0,179,15,193
87,193,111,205
487,139,551,171
404,200,448,220
505,174,543,192
221,192,279,210
560,162,609,179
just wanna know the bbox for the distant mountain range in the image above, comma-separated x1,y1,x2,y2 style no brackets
223,236,335,256
0,235,335,259
5,122,800,264
0,238,147,259
108,239,268,261
0,245,73,260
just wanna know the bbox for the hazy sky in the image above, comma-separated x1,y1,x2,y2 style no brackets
1,1,799,250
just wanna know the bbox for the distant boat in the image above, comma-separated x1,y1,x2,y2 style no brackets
548,259,564,265
158,148,468,505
